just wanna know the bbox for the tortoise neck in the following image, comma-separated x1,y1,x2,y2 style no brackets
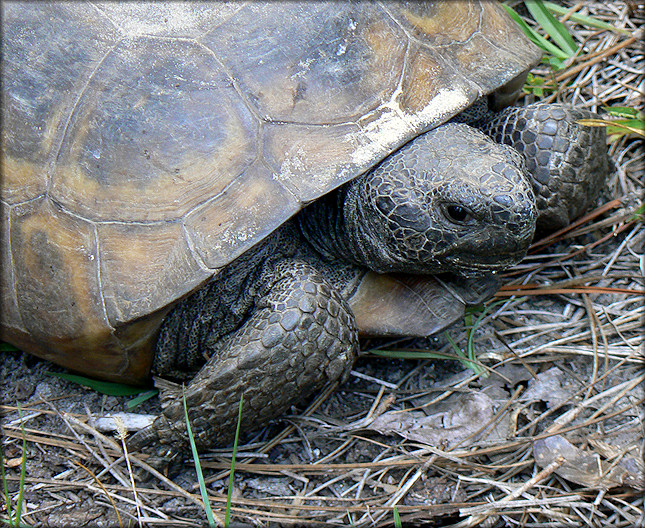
298,179,385,270
298,184,364,267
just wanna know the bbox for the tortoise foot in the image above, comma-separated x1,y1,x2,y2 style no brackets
481,102,608,231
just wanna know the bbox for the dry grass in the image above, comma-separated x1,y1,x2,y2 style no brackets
1,2,643,527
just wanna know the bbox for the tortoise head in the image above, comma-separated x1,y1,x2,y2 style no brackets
343,122,537,276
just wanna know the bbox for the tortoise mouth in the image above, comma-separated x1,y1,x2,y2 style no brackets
444,251,527,277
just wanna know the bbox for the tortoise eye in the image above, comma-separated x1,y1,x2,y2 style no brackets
444,204,471,223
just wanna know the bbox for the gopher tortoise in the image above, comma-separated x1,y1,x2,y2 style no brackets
1,1,607,449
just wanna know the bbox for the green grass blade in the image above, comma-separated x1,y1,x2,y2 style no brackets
126,389,159,409
370,341,486,374
523,73,559,97
629,203,645,223
14,427,27,528
525,0,578,56
603,106,644,119
225,395,244,528
4,404,28,528
369,348,468,361
444,326,466,362
465,320,487,377
182,388,217,528
48,372,149,396
542,1,630,33
466,304,495,362
578,117,645,139
0,438,15,526
502,4,571,60
610,119,645,134
393,506,402,528
443,331,484,375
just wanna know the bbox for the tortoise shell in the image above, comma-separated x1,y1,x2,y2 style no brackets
0,1,541,383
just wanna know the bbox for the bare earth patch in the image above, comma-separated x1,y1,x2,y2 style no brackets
2,2,643,527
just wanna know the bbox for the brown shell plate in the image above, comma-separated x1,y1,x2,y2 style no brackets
0,1,541,382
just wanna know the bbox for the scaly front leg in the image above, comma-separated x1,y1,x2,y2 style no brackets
150,258,358,449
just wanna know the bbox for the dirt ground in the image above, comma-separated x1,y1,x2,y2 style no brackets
1,2,643,527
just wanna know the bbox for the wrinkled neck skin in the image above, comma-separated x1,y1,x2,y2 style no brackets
298,178,427,274
297,185,362,268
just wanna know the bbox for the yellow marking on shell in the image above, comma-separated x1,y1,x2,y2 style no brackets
49,50,257,222
7,199,158,382
359,16,407,104
184,162,299,269
51,129,253,223
364,17,404,59
98,221,210,324
397,48,444,114
0,155,48,204
267,122,361,201
480,1,520,36
401,2,478,43
12,200,108,340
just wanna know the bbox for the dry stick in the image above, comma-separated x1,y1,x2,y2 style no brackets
203,380,343,487
553,35,639,85
583,286,612,399
558,2,584,23
499,272,639,288
382,455,436,513
81,403,130,483
63,413,225,526
114,416,143,527
73,460,124,528
545,372,645,435
503,217,637,280
0,474,443,520
577,381,643,435
204,458,421,475
529,199,623,252
313,438,356,466
506,272,638,288
537,345,642,363
495,286,644,296
506,313,643,353
448,385,525,454
563,210,640,240
601,305,642,355
540,34,639,107
0,426,90,454
460,493,586,514
42,401,132,490
450,457,566,528
508,348,643,438
13,424,171,522
367,385,524,525
182,403,645,521
74,483,174,525
603,224,642,276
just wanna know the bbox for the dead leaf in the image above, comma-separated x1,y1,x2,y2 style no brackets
366,392,510,447
533,435,644,490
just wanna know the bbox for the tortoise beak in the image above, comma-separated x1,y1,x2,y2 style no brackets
443,247,530,277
